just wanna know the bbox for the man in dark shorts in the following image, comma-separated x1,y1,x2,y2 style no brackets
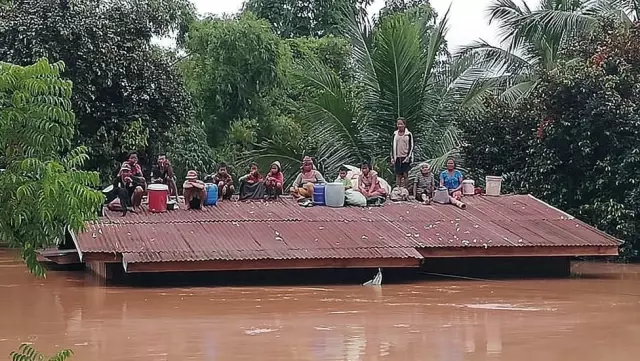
390,117,414,188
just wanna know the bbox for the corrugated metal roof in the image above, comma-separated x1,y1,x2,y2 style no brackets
76,195,622,262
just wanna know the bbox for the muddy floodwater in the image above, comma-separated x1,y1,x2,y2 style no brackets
1,251,640,360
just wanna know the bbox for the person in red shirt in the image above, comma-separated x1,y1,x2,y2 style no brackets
238,163,265,201
264,161,284,200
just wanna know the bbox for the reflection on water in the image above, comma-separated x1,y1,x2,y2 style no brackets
1,249,640,360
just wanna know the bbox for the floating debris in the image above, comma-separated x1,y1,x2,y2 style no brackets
473,224,479,228
464,230,470,234
318,226,325,230
275,236,284,241
92,232,97,238
275,230,281,236
483,244,488,249
413,233,420,238
405,233,412,237
361,235,368,240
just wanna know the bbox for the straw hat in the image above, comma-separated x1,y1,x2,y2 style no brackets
120,163,131,171
186,170,198,180
302,156,313,164
271,161,281,171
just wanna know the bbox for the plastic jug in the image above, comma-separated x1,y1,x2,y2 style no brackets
204,183,218,206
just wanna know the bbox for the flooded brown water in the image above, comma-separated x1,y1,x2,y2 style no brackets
1,250,640,361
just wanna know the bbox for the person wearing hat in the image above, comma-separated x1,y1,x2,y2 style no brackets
290,156,325,199
107,162,146,216
264,161,284,200
182,170,206,210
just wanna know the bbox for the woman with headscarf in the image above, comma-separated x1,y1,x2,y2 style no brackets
238,163,265,201
264,161,284,200
390,117,414,189
413,162,435,205
290,156,325,199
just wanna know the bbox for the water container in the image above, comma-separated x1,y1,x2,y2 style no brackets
324,182,345,208
312,184,326,206
434,187,450,204
462,180,475,196
485,176,502,196
204,183,218,206
148,184,169,213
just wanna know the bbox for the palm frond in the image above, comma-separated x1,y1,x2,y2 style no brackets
422,5,451,80
371,14,427,126
340,4,380,108
295,59,367,172
455,39,533,75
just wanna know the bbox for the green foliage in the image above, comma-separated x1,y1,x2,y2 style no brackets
0,0,194,180
0,59,103,276
183,14,284,146
243,0,373,38
164,119,215,182
460,23,640,258
10,343,73,361
256,6,483,181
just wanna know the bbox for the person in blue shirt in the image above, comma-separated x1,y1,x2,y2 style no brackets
440,158,464,200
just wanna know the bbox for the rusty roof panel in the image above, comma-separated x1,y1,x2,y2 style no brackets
122,246,422,263
76,195,622,262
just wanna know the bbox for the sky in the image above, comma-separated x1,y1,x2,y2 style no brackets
179,0,540,52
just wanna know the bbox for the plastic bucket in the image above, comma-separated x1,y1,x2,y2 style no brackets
148,184,169,213
462,180,475,196
324,182,345,207
485,176,502,196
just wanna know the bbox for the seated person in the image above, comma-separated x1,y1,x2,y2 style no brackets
290,156,325,199
357,162,386,205
264,161,284,200
413,162,435,205
151,154,178,197
335,166,353,190
212,163,234,201
440,158,463,200
124,152,145,181
183,170,206,210
238,163,265,201
107,163,145,215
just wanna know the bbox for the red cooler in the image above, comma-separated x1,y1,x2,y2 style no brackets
148,184,169,213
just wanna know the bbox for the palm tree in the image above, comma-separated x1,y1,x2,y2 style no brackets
251,6,487,182
457,0,640,104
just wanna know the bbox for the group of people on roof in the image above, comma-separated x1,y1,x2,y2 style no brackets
105,117,465,214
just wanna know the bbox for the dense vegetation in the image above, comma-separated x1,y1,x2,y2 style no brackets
10,344,72,361
1,0,640,277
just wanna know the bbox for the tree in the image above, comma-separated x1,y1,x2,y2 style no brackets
11,344,72,361
0,0,195,180
460,23,640,258
458,0,640,104
243,0,373,38
250,6,486,180
182,14,285,146
0,59,104,276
